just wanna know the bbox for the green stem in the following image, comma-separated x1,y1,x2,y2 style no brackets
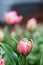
0,48,1,55
30,31,33,40
19,55,26,65
8,24,12,32
23,55,26,65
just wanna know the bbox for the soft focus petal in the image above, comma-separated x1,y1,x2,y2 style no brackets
0,56,5,65
4,11,23,25
26,18,37,31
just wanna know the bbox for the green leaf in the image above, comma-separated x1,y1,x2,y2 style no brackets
0,43,19,65
40,58,43,65
3,30,18,52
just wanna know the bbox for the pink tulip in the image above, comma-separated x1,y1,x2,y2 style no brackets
17,38,33,55
26,18,37,31
0,55,5,65
4,11,23,25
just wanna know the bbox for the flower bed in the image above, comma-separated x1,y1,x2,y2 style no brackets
0,11,43,65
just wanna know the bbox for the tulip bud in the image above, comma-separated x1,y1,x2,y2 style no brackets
0,55,5,65
26,18,37,31
10,32,16,37
17,38,33,55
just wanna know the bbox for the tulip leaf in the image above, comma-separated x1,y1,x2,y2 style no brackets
0,43,19,65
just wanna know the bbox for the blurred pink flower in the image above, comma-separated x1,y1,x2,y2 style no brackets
4,11,23,25
17,38,33,55
26,18,37,31
0,55,5,65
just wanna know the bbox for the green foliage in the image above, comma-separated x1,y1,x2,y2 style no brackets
3,27,18,53
0,43,19,65
0,25,43,65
